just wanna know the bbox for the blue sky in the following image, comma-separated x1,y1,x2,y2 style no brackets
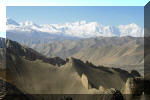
7,6,144,27
3,0,149,6
1,0,148,38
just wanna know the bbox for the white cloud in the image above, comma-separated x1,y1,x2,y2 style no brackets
6,18,144,38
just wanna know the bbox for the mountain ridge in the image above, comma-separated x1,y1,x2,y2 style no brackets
3,39,136,94
7,18,144,38
23,36,144,65
6,39,67,66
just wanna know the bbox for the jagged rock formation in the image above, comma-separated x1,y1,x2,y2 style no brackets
4,39,136,94
122,77,144,95
81,74,89,89
4,38,150,100
121,76,150,100
0,38,149,100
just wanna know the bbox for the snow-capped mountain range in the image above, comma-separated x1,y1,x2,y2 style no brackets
7,18,144,38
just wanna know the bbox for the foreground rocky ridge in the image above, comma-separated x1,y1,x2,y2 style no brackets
0,38,149,100
5,39,133,92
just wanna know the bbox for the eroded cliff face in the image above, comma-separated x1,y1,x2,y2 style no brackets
1,38,149,100
121,76,150,100
81,74,89,89
122,77,144,95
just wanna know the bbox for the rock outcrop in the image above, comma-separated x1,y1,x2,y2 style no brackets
122,77,144,95
4,39,138,95
81,73,93,90
121,76,150,100
99,85,105,93
81,74,89,89
102,88,124,100
130,70,141,77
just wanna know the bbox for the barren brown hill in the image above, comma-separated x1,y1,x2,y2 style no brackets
21,37,144,72
4,39,135,94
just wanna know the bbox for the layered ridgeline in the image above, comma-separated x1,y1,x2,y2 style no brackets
1,38,150,100
7,18,143,40
2,39,137,94
17,36,144,74
6,18,144,75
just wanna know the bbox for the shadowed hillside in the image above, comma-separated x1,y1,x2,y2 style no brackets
5,39,135,94
0,38,149,100
17,36,144,74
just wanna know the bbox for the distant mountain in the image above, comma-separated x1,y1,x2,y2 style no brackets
7,18,144,41
7,31,79,44
23,36,144,72
6,18,20,26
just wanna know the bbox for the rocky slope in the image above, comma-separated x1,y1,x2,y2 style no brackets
19,36,144,74
21,37,144,65
6,39,66,66
5,39,135,94
0,38,149,100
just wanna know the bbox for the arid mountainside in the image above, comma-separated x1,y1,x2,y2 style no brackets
19,37,144,65
18,36,144,74
0,38,150,100
4,39,136,94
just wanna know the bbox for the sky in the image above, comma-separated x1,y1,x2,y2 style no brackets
7,6,144,27
1,0,149,6
0,0,149,38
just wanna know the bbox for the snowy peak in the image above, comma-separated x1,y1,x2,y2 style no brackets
118,23,144,37
20,21,34,26
6,18,144,38
20,21,40,27
6,18,20,26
